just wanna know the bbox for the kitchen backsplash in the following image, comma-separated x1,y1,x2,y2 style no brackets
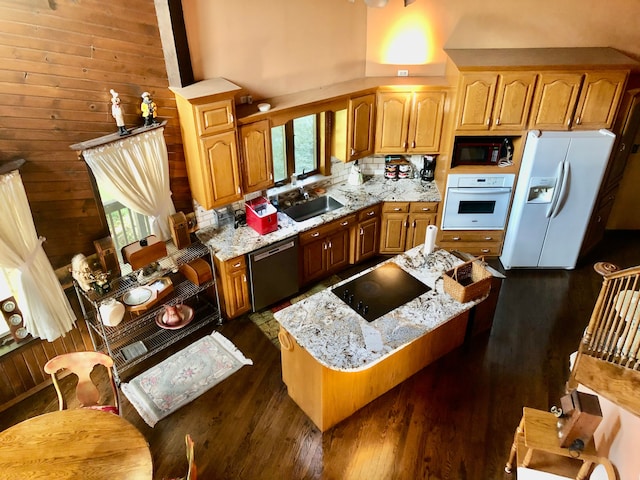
193,154,425,229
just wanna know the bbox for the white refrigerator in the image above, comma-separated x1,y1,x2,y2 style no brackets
500,129,615,270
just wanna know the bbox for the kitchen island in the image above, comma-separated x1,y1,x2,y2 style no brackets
274,246,488,431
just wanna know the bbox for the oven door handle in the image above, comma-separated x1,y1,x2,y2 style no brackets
447,187,512,195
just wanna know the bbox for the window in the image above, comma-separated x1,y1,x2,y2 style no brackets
96,183,151,268
271,113,323,184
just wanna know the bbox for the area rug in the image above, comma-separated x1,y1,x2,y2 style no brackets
249,275,343,348
121,331,252,427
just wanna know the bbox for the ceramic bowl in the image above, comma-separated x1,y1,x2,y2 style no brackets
258,103,271,112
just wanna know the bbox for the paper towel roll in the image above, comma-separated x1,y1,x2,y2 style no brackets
423,225,438,255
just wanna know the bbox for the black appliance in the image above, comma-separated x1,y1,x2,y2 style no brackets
332,263,430,322
420,155,436,182
452,137,513,167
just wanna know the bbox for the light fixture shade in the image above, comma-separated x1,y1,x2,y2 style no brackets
364,0,389,7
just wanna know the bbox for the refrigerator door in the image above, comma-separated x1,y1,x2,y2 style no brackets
500,132,569,268
537,133,615,268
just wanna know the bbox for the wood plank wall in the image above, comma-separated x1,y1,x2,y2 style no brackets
0,0,190,409
0,0,190,270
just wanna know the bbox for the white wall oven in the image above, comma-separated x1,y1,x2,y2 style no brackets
442,173,515,230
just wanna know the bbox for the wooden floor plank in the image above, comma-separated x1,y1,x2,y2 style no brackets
0,231,638,479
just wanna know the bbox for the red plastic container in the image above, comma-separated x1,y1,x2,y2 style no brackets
245,197,278,235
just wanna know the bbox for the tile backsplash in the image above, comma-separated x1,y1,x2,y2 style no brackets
192,154,425,229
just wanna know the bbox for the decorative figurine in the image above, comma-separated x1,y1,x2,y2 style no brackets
140,91,159,127
109,89,129,136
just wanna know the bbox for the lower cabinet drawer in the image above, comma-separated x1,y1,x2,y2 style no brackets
439,241,503,256
439,231,504,243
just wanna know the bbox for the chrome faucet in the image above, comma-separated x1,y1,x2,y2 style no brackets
299,186,310,201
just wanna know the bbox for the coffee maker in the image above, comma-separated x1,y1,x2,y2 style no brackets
420,155,436,182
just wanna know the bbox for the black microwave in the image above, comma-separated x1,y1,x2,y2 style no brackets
452,137,508,166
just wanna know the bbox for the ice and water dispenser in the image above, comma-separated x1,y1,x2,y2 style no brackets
526,177,556,203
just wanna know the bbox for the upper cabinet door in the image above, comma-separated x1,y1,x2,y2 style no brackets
201,130,242,208
529,73,583,130
347,93,376,161
375,91,412,153
195,99,235,136
454,73,497,131
239,120,274,193
407,91,446,152
572,71,628,130
492,73,537,131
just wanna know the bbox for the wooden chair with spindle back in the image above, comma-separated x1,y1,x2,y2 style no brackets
44,351,120,415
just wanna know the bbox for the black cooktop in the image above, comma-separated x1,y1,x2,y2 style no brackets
331,263,430,322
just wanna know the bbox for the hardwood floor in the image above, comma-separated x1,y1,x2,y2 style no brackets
1,231,639,480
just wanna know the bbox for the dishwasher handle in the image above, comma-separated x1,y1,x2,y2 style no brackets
252,240,296,262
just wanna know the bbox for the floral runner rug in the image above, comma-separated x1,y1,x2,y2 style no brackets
121,331,252,427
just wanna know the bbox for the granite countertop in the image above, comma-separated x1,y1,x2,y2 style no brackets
274,247,483,372
197,175,441,261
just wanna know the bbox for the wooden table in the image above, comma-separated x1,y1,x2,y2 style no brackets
0,409,153,479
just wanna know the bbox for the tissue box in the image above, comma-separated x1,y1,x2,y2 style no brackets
246,197,278,235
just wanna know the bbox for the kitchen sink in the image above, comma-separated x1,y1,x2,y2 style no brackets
282,196,344,222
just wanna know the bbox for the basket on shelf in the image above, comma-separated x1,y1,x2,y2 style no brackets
443,256,493,303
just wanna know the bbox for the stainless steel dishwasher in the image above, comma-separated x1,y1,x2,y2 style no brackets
247,236,299,312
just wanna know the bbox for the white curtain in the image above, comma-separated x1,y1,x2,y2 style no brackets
0,170,76,341
82,127,176,240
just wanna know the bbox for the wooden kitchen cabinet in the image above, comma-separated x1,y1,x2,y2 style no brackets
454,72,536,132
331,93,376,162
582,88,640,253
171,79,243,210
438,230,505,256
379,202,438,254
529,71,627,130
214,254,251,319
351,204,381,264
375,90,446,153
347,93,376,161
299,215,356,285
239,119,274,193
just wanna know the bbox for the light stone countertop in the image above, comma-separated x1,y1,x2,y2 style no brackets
274,247,484,372
196,175,441,262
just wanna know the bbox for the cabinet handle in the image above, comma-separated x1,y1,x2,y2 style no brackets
452,236,461,241
481,248,490,253
495,118,501,126
404,220,409,228
620,142,626,151
242,274,247,282
412,221,416,227
422,207,431,211
576,116,581,125
486,117,491,126
411,140,415,148
328,241,332,249
393,207,402,211
341,221,349,226
360,227,364,236
367,211,375,216
237,186,240,193
484,237,493,241
403,141,407,148
278,330,293,352
269,173,273,180
567,118,572,126
228,113,234,124
311,232,320,237
350,148,355,156
233,262,241,268
596,215,603,223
